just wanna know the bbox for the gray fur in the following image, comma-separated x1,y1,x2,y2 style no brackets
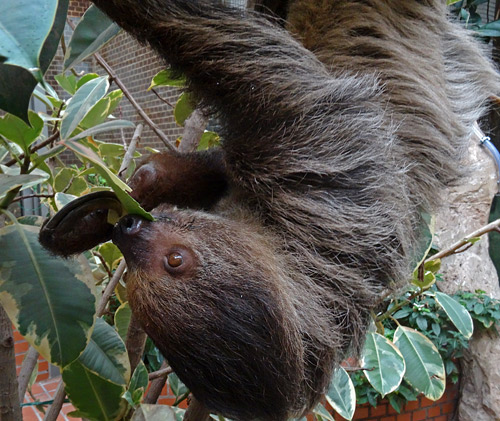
91,0,499,419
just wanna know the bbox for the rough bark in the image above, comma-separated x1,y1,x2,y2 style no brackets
0,305,21,421
435,130,500,421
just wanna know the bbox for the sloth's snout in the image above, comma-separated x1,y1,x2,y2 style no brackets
118,214,144,236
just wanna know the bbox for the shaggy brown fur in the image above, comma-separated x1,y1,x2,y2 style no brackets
88,0,500,419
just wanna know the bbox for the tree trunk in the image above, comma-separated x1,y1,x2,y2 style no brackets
0,305,21,421
434,130,500,421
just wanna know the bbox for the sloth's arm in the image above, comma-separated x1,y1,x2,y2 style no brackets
129,149,228,211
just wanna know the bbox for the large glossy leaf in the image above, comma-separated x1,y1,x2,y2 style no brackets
435,291,474,339
0,223,95,367
325,367,356,421
174,92,194,127
0,0,68,123
60,76,109,139
0,173,49,199
77,318,130,384
64,5,122,70
63,318,129,420
393,326,445,400
361,333,405,397
131,405,178,421
0,0,57,81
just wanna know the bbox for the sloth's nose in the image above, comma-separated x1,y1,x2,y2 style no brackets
118,214,144,236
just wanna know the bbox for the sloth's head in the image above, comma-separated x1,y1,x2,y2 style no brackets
112,205,307,420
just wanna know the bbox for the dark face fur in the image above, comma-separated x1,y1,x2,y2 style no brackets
113,206,306,420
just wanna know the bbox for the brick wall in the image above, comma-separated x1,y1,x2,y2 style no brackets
96,31,183,149
13,327,50,383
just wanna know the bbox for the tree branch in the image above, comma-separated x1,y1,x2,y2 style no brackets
5,132,60,167
426,217,500,262
18,346,40,401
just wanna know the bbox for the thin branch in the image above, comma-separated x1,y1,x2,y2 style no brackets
144,361,170,404
179,108,208,153
94,51,174,150
18,346,40,400
11,194,54,204
118,124,143,179
5,132,60,167
148,366,173,381
151,88,175,108
426,217,500,262
43,382,65,421
92,251,113,279
97,260,126,316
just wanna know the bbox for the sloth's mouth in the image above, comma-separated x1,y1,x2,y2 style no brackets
112,214,152,266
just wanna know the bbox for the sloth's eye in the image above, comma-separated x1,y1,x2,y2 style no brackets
166,252,184,268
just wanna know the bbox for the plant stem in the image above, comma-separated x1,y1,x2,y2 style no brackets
0,305,22,421
426,217,500,261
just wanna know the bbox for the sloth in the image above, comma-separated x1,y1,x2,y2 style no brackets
40,0,499,420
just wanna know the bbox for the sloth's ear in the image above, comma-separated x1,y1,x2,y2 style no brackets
39,191,124,257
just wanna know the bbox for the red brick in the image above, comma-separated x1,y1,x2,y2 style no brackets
433,416,448,421
13,328,24,342
381,417,396,421
427,406,441,417
35,372,49,382
413,409,427,421
353,406,369,419
403,399,420,411
440,403,456,414
396,414,412,421
38,361,49,372
370,404,387,417
15,341,30,354
421,397,434,407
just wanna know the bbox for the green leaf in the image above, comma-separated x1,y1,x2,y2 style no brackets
393,326,445,400
0,112,44,153
0,0,57,82
0,0,68,123
114,301,132,343
197,131,221,151
66,120,135,142
61,139,154,221
475,20,500,37
148,69,186,90
312,403,335,421
76,73,100,90
0,173,49,199
123,360,149,408
0,223,95,367
174,92,194,127
168,372,188,398
64,5,122,71
434,292,473,339
361,333,405,397
77,318,130,384
54,167,77,192
54,73,78,95
98,242,123,270
60,76,109,140
54,192,77,210
325,367,356,420
131,405,178,421
80,90,124,129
